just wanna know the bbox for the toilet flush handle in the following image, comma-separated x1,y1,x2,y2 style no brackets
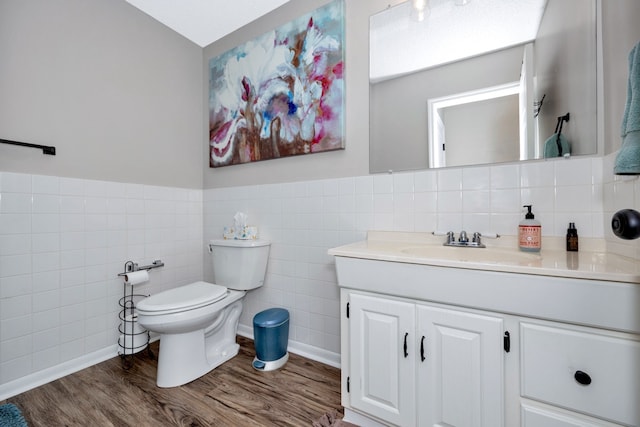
208,244,214,253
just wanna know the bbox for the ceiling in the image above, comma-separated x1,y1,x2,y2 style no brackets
125,0,291,47
370,0,547,81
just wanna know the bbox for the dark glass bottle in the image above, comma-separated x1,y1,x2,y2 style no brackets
566,222,578,252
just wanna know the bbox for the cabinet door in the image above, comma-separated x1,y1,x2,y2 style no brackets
418,305,504,427
349,293,416,426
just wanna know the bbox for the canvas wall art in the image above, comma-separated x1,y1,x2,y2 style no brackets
208,0,345,168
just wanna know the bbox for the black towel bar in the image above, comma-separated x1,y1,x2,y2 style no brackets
0,138,56,155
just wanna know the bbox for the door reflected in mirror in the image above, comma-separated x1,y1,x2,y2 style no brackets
369,0,597,173
428,81,521,168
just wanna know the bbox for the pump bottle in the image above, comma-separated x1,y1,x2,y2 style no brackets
519,205,541,252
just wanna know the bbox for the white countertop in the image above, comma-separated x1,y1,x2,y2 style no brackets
328,231,640,284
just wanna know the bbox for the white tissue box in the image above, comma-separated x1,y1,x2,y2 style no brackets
223,226,235,240
236,225,258,240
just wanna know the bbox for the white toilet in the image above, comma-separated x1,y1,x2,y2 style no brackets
136,239,270,387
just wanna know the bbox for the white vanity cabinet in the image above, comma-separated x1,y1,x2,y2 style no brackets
331,244,640,427
345,290,505,427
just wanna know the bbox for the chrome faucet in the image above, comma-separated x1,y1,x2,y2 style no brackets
433,231,499,247
439,231,497,248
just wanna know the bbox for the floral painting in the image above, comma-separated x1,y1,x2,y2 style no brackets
208,0,345,168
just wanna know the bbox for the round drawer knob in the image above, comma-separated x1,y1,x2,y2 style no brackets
574,370,592,385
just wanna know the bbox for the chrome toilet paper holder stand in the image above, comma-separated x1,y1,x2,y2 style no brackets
117,259,164,368
117,259,165,277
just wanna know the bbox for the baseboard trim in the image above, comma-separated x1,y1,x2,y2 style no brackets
0,345,119,401
0,329,340,401
343,408,388,427
237,324,341,369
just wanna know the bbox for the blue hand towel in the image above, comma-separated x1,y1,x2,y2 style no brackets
615,41,640,174
621,43,640,135
543,133,570,158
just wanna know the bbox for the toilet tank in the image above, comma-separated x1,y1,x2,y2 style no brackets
209,239,270,290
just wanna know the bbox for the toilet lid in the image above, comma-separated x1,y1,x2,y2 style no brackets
137,281,228,313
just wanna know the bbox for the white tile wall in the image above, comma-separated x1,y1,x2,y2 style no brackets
0,172,203,386
603,152,640,259
203,156,609,356
3,154,634,390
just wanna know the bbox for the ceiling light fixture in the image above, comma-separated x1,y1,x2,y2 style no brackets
411,0,430,22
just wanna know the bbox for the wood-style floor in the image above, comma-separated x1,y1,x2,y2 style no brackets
2,337,343,426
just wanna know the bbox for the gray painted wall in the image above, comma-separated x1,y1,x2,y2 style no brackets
1,0,638,186
534,0,597,158
0,0,203,188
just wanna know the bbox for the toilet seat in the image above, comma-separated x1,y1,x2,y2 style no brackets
137,281,228,315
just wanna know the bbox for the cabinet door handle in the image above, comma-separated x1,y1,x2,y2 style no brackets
574,370,592,385
504,331,511,353
420,335,426,362
403,332,409,358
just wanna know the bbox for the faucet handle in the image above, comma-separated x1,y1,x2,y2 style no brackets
458,230,468,243
472,232,482,245
446,231,455,244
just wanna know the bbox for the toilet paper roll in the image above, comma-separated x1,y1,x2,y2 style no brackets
120,314,145,335
123,270,149,286
118,333,148,355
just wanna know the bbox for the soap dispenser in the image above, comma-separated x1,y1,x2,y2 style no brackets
519,205,541,252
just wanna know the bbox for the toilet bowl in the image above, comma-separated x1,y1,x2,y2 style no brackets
136,239,270,388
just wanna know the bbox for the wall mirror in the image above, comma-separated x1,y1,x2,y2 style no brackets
369,0,597,173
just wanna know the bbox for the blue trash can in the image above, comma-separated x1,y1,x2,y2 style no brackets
252,308,289,371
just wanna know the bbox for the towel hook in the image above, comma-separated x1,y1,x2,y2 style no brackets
553,113,571,156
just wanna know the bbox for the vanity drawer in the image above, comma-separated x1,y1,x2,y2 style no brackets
520,322,640,426
522,400,623,427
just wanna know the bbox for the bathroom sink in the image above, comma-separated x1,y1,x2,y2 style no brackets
400,245,541,264
328,231,640,283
